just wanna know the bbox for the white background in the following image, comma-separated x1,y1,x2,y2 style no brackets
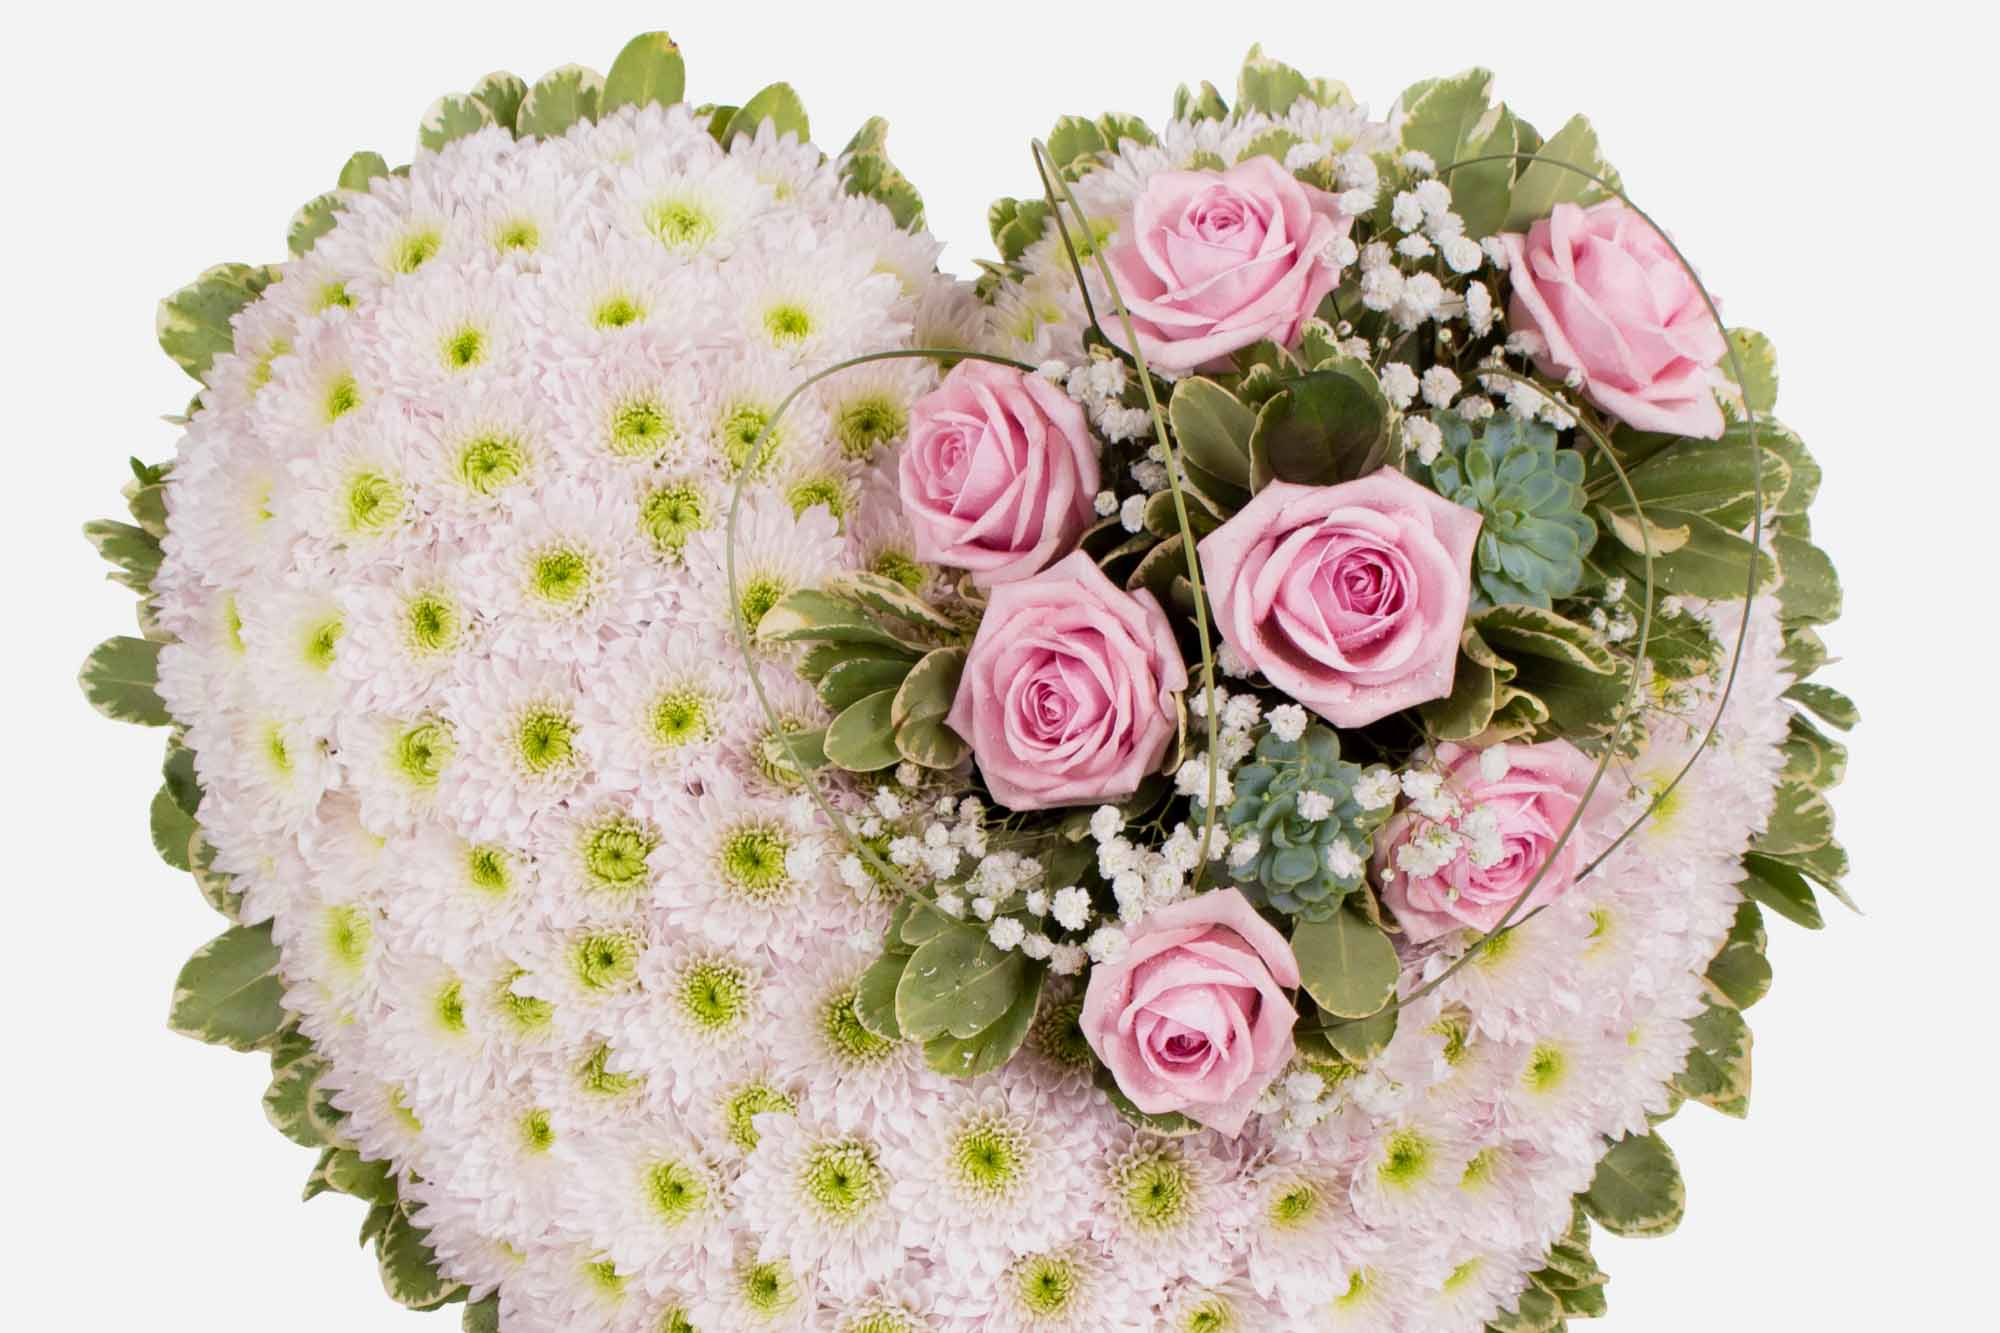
3,2,1990,1328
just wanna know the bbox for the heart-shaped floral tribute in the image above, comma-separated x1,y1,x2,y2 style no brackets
83,32,1855,1333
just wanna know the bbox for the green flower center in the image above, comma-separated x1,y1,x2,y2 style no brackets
677,959,751,1034
658,1308,694,1333
594,294,644,329
799,1138,885,1223
583,1259,624,1298
528,544,594,605
842,1312,919,1333
343,468,402,534
1016,1254,1080,1317
1444,1257,1482,1292
719,824,791,899
326,903,372,973
609,396,676,459
1031,999,1094,1069
1525,1043,1567,1094
434,978,467,1034
1431,1014,1471,1067
870,548,925,593
785,475,847,522
388,1085,423,1134
515,706,579,775
719,403,779,475
262,721,292,776
722,1082,795,1153
323,375,361,423
1338,1270,1371,1309
576,1043,640,1097
495,218,539,252
646,1158,708,1226
737,575,787,637
739,1259,795,1315
1118,1148,1195,1232
649,688,712,749
834,394,907,460
393,719,453,788
465,845,511,895
949,1114,1027,1200
581,815,657,892
1379,1128,1431,1189
249,339,291,391
496,970,553,1034
647,199,715,251
315,281,352,313
1271,1179,1319,1229
403,592,461,656
442,326,487,371
520,1107,556,1153
821,986,893,1066
641,482,708,556
301,615,343,671
1182,1296,1236,1332
456,432,528,495
1461,1148,1498,1189
392,228,442,274
571,929,641,993
762,303,813,345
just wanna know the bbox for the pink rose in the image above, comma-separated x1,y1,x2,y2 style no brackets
1104,156,1351,375
1080,888,1301,1135
1501,200,1726,438
1196,468,1482,728
899,360,1099,588
946,550,1186,811
1373,740,1608,944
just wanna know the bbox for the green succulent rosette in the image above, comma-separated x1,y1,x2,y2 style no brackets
1197,723,1394,921
1416,413,1596,609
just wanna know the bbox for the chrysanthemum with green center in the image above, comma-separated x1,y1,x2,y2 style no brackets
798,1136,887,1227
1009,1250,1090,1323
525,542,598,609
721,1081,795,1153
820,984,895,1069
606,392,680,461
1378,1127,1433,1191
575,1043,641,1098
390,226,442,274
1112,1142,1201,1236
401,588,464,658
519,1106,557,1154
643,1155,711,1229
439,323,488,372
716,821,795,904
761,302,814,346
785,473,850,524
833,392,908,461
492,968,553,1036
717,400,782,476
323,902,373,979
733,1257,799,1321
648,685,715,752
323,374,362,423
578,812,657,896
454,431,530,496
949,1110,1032,1204
465,844,512,897
392,718,454,789
674,956,754,1039
514,704,581,778
299,614,343,672
1029,997,1095,1071
640,480,710,558
569,927,642,994
341,467,405,537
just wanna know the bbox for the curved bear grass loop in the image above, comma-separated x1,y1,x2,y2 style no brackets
723,345,1037,921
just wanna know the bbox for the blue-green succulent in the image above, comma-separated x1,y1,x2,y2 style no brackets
1197,724,1395,921
1417,414,1595,609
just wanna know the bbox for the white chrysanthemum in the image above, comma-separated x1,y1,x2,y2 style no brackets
1239,1157,1360,1315
936,1240,1150,1333
362,262,534,393
684,488,845,645
611,941,769,1110
1092,1130,1244,1290
577,622,746,793
734,224,906,364
765,943,935,1136
887,1074,1099,1279
604,145,772,260
329,560,480,716
738,1112,903,1300
556,1124,729,1288
688,1242,821,1332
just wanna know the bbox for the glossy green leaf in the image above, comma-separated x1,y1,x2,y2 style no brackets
156,263,276,382
1292,909,1399,1019
1675,1000,1752,1116
337,151,389,191
1249,368,1389,489
823,690,901,772
730,82,809,143
1502,113,1615,230
79,635,168,726
895,923,1028,1041
895,716,970,770
418,95,496,153
1786,681,1859,732
83,519,163,593
378,1206,464,1309
602,32,686,114
1236,44,1311,117
1169,376,1255,490
855,950,908,1042
1772,532,1841,625
924,964,1044,1078
469,71,527,131
892,647,966,729
462,1294,500,1333
1582,1130,1685,1237
1320,1002,1399,1063
1706,901,1771,1010
1739,854,1822,929
817,656,913,713
151,784,195,871
518,65,603,139
169,923,287,1052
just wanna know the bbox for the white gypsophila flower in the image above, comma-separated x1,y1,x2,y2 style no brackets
1266,703,1310,743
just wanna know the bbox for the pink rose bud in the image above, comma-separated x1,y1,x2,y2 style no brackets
898,360,1099,588
1103,156,1352,375
946,550,1186,811
1196,468,1482,727
1373,740,1610,943
1500,200,1727,438
1080,888,1301,1135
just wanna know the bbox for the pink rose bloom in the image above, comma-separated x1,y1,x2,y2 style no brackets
1501,200,1726,438
1080,888,1301,1135
899,360,1099,588
1373,740,1608,944
1104,156,1351,375
1196,468,1482,728
946,550,1185,811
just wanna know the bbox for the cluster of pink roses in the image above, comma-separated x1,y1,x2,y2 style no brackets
891,158,1725,1132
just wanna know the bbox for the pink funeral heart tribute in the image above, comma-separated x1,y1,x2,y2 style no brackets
83,32,1854,1333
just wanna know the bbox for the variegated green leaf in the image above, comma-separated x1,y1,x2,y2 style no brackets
518,65,603,139
823,690,901,772
169,923,286,1051
469,71,527,131
287,193,341,257
895,715,969,770
1674,1000,1752,1116
79,635,168,726
419,94,496,152
1706,901,1771,1010
826,570,958,635
891,647,966,729
1739,853,1823,929
151,784,195,871
156,263,277,382
1292,909,1398,1019
378,1205,464,1309
83,519,163,593
603,31,686,114
1503,113,1617,231
1786,681,1858,731
1582,1130,1685,1237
